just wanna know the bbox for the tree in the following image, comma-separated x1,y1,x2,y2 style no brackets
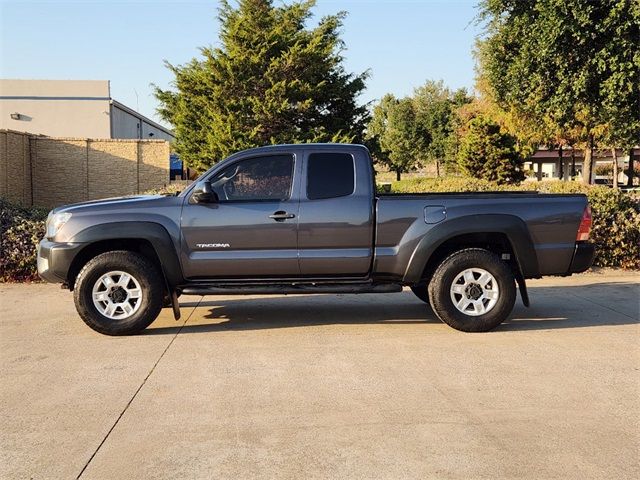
477,0,640,184
366,95,429,180
457,115,525,184
413,80,471,175
366,80,469,180
365,94,395,177
155,0,369,172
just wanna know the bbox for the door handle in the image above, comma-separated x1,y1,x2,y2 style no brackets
269,211,295,221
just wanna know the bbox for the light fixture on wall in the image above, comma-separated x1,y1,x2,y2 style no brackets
10,112,22,120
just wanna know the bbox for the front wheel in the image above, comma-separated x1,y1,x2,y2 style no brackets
428,248,516,332
73,251,164,336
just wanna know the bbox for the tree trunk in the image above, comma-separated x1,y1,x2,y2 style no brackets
396,169,401,181
558,145,564,180
436,160,440,178
628,148,635,187
582,135,594,184
611,147,618,188
571,146,576,179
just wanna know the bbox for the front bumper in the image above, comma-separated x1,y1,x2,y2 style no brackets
37,239,84,284
568,242,595,274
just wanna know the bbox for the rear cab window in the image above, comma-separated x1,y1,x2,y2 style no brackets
306,152,355,200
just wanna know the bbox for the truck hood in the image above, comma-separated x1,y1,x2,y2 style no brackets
53,195,173,214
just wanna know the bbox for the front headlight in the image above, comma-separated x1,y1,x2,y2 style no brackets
46,212,72,238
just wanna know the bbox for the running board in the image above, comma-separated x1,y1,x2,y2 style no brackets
181,283,403,296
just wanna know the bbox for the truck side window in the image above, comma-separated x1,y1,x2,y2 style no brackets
210,154,294,202
307,153,355,200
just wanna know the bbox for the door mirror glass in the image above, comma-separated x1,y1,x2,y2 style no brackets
191,180,219,203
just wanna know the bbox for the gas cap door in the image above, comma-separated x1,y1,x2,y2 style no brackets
424,205,446,224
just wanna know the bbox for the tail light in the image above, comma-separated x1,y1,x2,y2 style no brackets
576,205,592,241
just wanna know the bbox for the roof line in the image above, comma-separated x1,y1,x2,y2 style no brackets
0,95,110,101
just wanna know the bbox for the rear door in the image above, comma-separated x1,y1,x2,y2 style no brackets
297,149,374,277
180,153,301,279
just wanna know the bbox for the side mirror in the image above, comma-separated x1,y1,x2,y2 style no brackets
192,180,219,203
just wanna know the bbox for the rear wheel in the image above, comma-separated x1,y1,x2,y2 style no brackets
73,251,164,336
428,248,516,332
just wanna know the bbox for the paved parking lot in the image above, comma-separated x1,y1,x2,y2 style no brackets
1,271,639,479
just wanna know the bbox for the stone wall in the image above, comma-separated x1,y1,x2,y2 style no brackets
0,130,170,208
0,130,32,205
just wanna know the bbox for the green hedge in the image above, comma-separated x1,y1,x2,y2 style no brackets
1,178,638,281
386,178,640,269
0,199,48,282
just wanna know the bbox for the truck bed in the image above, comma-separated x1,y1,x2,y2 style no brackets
374,192,588,279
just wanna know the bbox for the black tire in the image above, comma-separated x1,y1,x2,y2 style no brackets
73,251,164,336
410,285,430,304
427,248,516,332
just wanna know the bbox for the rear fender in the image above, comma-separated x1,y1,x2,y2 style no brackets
403,214,539,284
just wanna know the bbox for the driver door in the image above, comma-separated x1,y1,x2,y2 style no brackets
180,154,300,279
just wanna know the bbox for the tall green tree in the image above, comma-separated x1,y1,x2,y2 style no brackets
155,0,369,172
366,94,429,180
413,80,471,175
457,115,525,184
477,0,640,184
365,93,395,175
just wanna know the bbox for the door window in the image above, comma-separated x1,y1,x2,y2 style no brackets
306,153,355,200
210,154,294,202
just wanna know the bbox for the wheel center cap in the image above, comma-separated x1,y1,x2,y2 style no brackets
109,287,127,303
465,283,483,300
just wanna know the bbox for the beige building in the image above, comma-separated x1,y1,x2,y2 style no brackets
0,79,174,141
526,147,638,185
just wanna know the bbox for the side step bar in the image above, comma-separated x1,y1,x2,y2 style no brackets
181,283,403,296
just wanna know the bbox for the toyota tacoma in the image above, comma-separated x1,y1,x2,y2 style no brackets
37,144,595,335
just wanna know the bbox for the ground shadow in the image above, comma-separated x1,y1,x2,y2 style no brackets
145,282,639,335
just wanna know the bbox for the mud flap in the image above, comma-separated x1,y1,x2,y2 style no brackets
514,270,530,307
169,289,181,320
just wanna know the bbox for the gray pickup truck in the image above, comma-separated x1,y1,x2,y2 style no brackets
37,143,594,335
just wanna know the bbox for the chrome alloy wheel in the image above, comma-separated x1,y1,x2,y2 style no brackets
449,267,499,316
92,271,142,319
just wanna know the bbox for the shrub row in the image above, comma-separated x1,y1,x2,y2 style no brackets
387,178,640,269
0,199,48,282
1,178,638,282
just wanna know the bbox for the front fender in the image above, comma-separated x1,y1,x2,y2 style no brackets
403,214,539,283
69,222,184,287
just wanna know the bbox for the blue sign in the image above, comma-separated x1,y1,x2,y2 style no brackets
170,153,182,170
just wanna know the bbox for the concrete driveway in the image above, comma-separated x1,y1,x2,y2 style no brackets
1,271,638,479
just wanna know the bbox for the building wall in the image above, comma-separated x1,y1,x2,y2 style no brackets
141,120,174,141
0,130,170,208
110,105,142,139
111,103,175,141
0,79,112,138
1,80,174,141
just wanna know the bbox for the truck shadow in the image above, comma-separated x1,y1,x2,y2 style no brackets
146,282,639,335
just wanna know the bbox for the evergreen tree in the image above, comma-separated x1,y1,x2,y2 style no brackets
155,0,369,172
457,115,525,184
